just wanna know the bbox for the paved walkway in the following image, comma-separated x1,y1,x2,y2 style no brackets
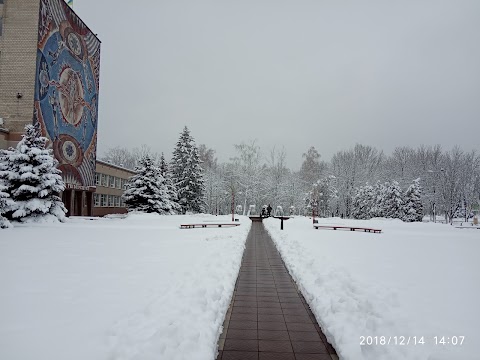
216,222,338,360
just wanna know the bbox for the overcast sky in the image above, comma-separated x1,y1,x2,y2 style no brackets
75,0,480,169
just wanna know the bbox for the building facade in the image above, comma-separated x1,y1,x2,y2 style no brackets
94,160,135,217
0,0,100,216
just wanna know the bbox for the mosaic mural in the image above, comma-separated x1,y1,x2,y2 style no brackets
34,0,100,188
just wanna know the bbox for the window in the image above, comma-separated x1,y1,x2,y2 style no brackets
120,198,125,207
116,177,121,189
115,196,120,207
108,195,114,207
94,193,99,207
95,173,100,185
100,194,107,207
109,175,115,188
101,174,107,187
123,179,127,190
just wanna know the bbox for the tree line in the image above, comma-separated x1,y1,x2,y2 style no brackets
105,137,480,223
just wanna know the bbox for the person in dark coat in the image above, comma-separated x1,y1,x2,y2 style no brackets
267,204,272,217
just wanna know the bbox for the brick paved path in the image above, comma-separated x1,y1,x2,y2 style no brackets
216,222,338,360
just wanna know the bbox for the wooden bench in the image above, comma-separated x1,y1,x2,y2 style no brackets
313,225,382,233
180,223,241,229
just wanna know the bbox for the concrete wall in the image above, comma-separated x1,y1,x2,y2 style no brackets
0,0,39,137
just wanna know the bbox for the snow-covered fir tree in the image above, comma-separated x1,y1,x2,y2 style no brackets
170,126,206,213
382,181,405,219
363,184,375,219
403,178,423,222
123,155,173,214
0,184,13,228
370,182,386,218
0,124,66,223
159,153,181,214
0,151,13,228
353,186,368,219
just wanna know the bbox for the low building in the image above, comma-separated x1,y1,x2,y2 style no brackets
93,160,135,217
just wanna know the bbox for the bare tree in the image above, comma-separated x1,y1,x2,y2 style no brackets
230,140,268,215
331,144,383,217
266,146,290,208
300,146,326,186
101,146,137,169
439,147,464,224
198,144,217,170
101,144,161,170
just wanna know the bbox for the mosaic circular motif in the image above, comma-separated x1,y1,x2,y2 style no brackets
58,67,84,126
62,140,78,162
67,32,83,57
54,134,82,167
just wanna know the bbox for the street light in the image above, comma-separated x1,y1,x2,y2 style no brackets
427,168,445,223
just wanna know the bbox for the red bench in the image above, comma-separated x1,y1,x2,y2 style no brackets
313,225,381,233
180,223,241,229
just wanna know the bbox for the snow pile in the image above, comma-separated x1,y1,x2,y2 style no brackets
0,214,251,360
264,216,479,360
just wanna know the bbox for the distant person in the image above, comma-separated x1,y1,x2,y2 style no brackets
261,205,267,217
267,204,272,217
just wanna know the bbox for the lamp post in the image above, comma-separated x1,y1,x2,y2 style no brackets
231,191,235,222
427,168,445,223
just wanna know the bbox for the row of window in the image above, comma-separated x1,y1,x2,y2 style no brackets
94,194,126,208
95,173,128,189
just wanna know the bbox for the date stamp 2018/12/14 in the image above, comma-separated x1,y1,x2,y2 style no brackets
360,336,465,346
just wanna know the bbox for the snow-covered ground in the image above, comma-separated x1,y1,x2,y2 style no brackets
0,214,251,360
264,216,479,360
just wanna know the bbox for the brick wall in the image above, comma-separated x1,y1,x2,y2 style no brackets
0,0,40,137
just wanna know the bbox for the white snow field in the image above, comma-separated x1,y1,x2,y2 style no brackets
264,216,479,360
0,214,251,360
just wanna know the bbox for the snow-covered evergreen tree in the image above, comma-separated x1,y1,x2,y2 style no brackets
370,182,386,218
170,126,206,213
403,178,423,222
0,152,13,228
382,180,405,219
123,155,172,214
159,153,181,214
352,186,367,219
0,186,13,228
0,124,66,222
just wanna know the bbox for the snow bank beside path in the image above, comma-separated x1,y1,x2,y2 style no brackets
264,217,479,360
0,214,251,360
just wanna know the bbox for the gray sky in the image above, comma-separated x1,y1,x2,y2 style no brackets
75,0,480,169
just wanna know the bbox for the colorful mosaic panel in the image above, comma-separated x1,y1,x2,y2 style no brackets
34,0,100,188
